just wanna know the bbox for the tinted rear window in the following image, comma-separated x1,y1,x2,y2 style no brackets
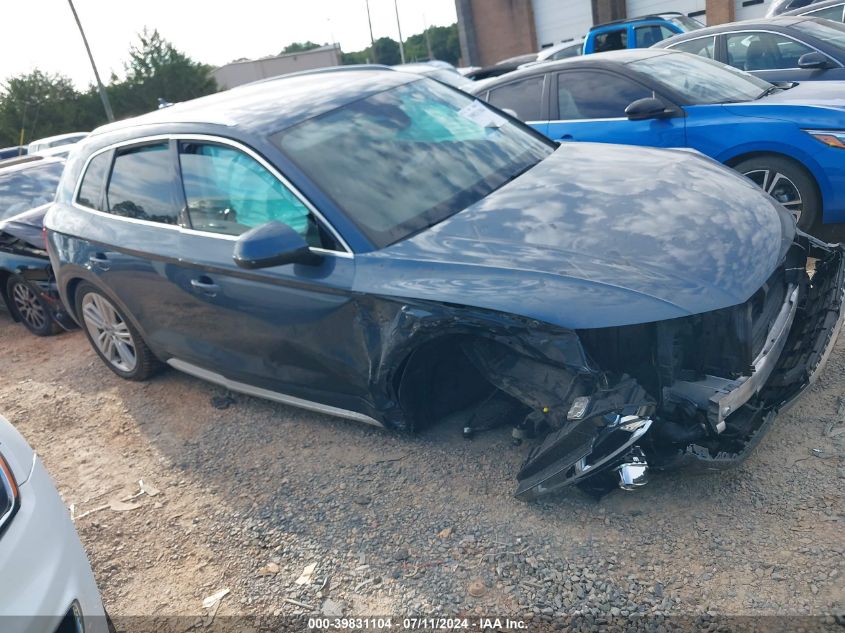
0,161,64,220
106,143,180,225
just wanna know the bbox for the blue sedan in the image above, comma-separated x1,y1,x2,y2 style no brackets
470,48,845,232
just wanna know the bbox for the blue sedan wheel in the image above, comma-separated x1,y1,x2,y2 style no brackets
734,155,820,231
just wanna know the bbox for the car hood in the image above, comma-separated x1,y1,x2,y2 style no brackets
355,144,793,330
723,81,845,125
0,204,48,249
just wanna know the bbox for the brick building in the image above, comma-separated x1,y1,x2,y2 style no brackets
456,0,774,66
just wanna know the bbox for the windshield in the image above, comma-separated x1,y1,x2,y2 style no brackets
629,52,773,104
273,78,554,249
792,18,845,53
0,160,64,220
667,15,704,31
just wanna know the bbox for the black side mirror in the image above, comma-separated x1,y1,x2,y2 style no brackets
625,97,672,121
798,51,832,69
233,220,320,269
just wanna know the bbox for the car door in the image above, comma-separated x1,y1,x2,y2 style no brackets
169,138,368,410
723,30,835,82
72,140,198,357
485,74,549,136
546,69,686,147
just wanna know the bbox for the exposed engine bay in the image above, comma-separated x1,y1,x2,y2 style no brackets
403,233,845,500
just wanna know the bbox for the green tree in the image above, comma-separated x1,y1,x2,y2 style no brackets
281,41,323,55
0,70,93,146
372,37,401,65
404,24,460,64
113,29,217,117
341,23,461,67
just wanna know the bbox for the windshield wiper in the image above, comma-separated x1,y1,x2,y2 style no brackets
491,161,539,193
756,85,781,100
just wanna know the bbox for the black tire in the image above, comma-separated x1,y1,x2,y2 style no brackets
74,281,159,381
5,276,61,337
732,155,820,232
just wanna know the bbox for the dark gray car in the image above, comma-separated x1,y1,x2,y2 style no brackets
655,16,845,82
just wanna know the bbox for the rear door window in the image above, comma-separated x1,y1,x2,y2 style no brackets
593,28,628,52
106,143,181,224
805,4,845,21
634,24,677,47
556,70,653,120
487,76,545,121
668,36,717,59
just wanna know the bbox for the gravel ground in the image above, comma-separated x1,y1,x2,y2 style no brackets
0,311,843,631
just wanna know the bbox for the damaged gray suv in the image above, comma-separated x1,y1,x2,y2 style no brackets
45,68,845,499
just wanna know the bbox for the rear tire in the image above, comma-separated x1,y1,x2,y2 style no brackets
6,276,61,337
74,282,159,381
733,155,820,232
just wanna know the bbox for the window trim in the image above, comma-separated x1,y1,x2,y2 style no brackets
720,28,843,71
73,133,353,257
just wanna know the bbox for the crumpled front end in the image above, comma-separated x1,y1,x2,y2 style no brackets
465,234,844,500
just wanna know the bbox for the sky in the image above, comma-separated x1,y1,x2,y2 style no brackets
1,0,459,89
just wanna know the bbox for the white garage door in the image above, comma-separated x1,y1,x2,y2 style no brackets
626,0,707,23
532,0,594,48
736,0,772,20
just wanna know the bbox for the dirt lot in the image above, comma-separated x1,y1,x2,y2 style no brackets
0,311,843,628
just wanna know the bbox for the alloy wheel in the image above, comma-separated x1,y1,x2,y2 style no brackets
11,281,47,332
81,293,137,373
742,168,803,222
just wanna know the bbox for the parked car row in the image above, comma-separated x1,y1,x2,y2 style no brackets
657,15,845,82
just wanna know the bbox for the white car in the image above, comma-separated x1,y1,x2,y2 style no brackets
0,415,107,633
27,133,89,157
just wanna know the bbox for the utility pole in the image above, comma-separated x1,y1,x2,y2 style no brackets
67,0,114,122
365,0,377,63
394,0,405,64
423,14,434,60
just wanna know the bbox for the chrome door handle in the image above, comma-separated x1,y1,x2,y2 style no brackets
88,253,110,271
190,277,220,297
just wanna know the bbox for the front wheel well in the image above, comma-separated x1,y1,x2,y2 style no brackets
394,334,511,433
63,277,85,322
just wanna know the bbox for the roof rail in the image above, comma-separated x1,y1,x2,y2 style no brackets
590,12,684,30
233,64,394,90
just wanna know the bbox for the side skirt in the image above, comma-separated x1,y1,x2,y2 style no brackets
166,358,385,428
